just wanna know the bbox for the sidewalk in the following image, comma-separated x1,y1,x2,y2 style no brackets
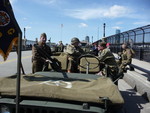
132,58,150,76
132,58,150,71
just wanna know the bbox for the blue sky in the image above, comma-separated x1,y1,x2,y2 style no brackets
10,0,150,44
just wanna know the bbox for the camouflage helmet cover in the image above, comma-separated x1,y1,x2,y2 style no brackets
71,37,80,44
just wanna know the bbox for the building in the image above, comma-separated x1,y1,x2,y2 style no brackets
85,36,90,43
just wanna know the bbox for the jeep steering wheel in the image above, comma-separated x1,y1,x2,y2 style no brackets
77,54,100,70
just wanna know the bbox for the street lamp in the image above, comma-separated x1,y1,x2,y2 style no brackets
24,28,26,39
103,23,106,38
23,28,27,50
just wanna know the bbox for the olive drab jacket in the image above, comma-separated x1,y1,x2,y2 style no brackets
64,44,84,72
121,48,133,65
32,42,52,62
98,48,118,78
98,48,117,66
32,41,52,73
65,44,84,57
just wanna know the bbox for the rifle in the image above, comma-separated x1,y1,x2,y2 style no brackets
34,44,62,72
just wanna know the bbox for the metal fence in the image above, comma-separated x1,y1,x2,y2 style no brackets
106,25,150,62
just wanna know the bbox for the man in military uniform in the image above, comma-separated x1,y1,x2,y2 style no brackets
32,33,52,73
118,43,133,72
57,41,64,52
97,42,118,81
64,37,84,73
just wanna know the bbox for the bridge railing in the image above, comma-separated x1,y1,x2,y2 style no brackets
106,25,150,62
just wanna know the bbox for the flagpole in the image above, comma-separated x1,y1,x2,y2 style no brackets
15,46,25,75
61,24,63,41
16,32,22,113
2,0,22,113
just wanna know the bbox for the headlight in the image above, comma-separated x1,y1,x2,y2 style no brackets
0,105,10,113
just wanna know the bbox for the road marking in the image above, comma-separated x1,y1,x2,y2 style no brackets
0,55,31,64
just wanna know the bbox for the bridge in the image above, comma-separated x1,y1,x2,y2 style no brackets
1,24,150,113
0,50,150,113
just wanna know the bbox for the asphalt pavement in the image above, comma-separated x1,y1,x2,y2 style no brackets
0,51,32,77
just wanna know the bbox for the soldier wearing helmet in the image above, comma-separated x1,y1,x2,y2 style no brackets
32,33,52,73
71,37,80,45
64,37,84,73
118,43,134,72
97,42,118,82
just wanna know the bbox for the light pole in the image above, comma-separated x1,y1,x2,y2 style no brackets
103,23,106,38
24,28,26,39
23,28,26,50
61,24,63,41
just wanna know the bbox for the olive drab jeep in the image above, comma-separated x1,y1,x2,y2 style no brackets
0,51,124,113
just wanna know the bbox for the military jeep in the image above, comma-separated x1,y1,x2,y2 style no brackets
0,53,124,113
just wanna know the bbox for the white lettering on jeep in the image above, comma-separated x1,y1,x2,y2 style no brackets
39,80,72,88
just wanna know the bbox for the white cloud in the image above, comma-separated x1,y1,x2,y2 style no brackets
112,26,122,29
79,23,88,27
23,18,27,20
32,0,59,5
103,5,130,18
116,21,124,25
66,5,132,20
41,0,56,4
25,26,32,29
133,21,150,26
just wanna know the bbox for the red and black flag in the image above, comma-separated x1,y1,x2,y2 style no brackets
0,0,21,61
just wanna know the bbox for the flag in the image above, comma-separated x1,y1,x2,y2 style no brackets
0,0,20,61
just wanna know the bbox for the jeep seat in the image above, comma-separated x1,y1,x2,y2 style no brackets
48,53,68,71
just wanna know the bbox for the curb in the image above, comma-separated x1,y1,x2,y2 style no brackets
123,71,150,102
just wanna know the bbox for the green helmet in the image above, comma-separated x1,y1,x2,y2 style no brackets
71,37,80,44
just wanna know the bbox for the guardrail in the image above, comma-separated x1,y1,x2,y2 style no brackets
93,25,150,62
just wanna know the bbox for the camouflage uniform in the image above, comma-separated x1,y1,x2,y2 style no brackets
32,41,52,73
65,44,84,72
98,48,118,80
119,48,132,72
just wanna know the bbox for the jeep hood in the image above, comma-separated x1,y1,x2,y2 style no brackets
0,72,124,104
